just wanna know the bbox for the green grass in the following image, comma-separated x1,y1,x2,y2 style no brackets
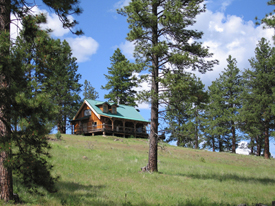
4,134,275,206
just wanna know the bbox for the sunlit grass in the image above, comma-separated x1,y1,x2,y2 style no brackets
3,134,275,206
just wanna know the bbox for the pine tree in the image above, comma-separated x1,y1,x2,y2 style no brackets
203,55,242,153
102,48,139,107
259,1,275,31
202,80,230,152
83,80,99,100
35,38,82,134
119,0,217,172
164,72,208,149
0,15,58,201
240,38,275,159
0,0,82,201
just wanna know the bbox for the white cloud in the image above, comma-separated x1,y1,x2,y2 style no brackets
114,0,131,9
119,41,135,60
114,7,275,106
10,14,22,41
10,6,99,63
10,6,73,39
110,0,130,13
220,0,234,12
30,6,72,37
66,36,99,63
192,10,273,87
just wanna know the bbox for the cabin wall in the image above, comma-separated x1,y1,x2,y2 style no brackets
73,104,103,133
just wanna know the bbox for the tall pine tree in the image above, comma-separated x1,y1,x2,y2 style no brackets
164,72,208,149
203,80,230,152
240,38,275,159
203,55,242,153
35,38,82,134
102,48,138,107
0,0,82,201
119,0,217,172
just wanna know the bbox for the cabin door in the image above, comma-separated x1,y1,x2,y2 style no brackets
83,122,88,133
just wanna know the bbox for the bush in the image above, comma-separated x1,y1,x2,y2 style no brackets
55,131,62,140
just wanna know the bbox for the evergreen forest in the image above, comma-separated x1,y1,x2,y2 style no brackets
0,0,275,204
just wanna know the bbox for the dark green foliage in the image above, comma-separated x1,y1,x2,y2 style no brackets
0,13,82,194
17,15,82,134
102,48,139,107
6,0,83,35
119,0,217,172
163,72,208,149
0,17,58,193
36,38,81,134
240,38,275,159
55,131,62,140
83,80,99,100
0,0,83,200
259,1,275,41
202,55,242,153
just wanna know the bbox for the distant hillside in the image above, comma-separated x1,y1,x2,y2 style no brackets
8,134,275,206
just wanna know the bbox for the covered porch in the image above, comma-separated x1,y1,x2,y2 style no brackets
71,116,149,138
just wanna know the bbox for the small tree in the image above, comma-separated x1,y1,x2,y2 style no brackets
102,48,139,107
83,80,99,100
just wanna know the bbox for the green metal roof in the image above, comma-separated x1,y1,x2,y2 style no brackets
85,99,150,123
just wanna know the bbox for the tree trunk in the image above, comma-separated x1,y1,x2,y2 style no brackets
218,135,223,152
231,121,236,153
63,115,66,134
256,135,261,156
147,1,158,172
194,108,198,149
250,137,254,155
0,0,13,201
0,149,13,201
212,137,215,152
264,124,269,159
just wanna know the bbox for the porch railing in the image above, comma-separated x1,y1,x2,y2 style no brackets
74,123,148,135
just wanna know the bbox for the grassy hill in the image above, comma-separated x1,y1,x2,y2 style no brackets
6,134,275,206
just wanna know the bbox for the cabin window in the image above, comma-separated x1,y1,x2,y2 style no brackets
84,109,91,116
103,105,108,113
112,106,116,114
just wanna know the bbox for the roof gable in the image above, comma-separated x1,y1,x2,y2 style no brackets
85,99,150,123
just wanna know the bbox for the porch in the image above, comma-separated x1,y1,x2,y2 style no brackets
72,122,149,138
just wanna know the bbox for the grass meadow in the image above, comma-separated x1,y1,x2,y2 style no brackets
4,134,275,206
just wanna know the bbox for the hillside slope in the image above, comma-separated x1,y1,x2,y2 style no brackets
8,134,275,206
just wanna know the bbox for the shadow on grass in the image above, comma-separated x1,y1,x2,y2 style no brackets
54,181,110,205
175,198,269,206
174,172,275,185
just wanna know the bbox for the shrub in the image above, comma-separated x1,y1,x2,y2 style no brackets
55,131,62,140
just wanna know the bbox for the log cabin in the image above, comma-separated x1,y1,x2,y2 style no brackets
70,99,150,138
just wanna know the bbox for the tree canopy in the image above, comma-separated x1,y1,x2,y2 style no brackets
102,48,139,107
119,0,217,172
0,0,83,201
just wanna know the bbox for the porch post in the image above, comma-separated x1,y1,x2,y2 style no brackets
103,123,106,136
123,120,125,138
134,122,137,138
112,119,115,136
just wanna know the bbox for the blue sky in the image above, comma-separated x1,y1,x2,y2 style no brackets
13,0,275,154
